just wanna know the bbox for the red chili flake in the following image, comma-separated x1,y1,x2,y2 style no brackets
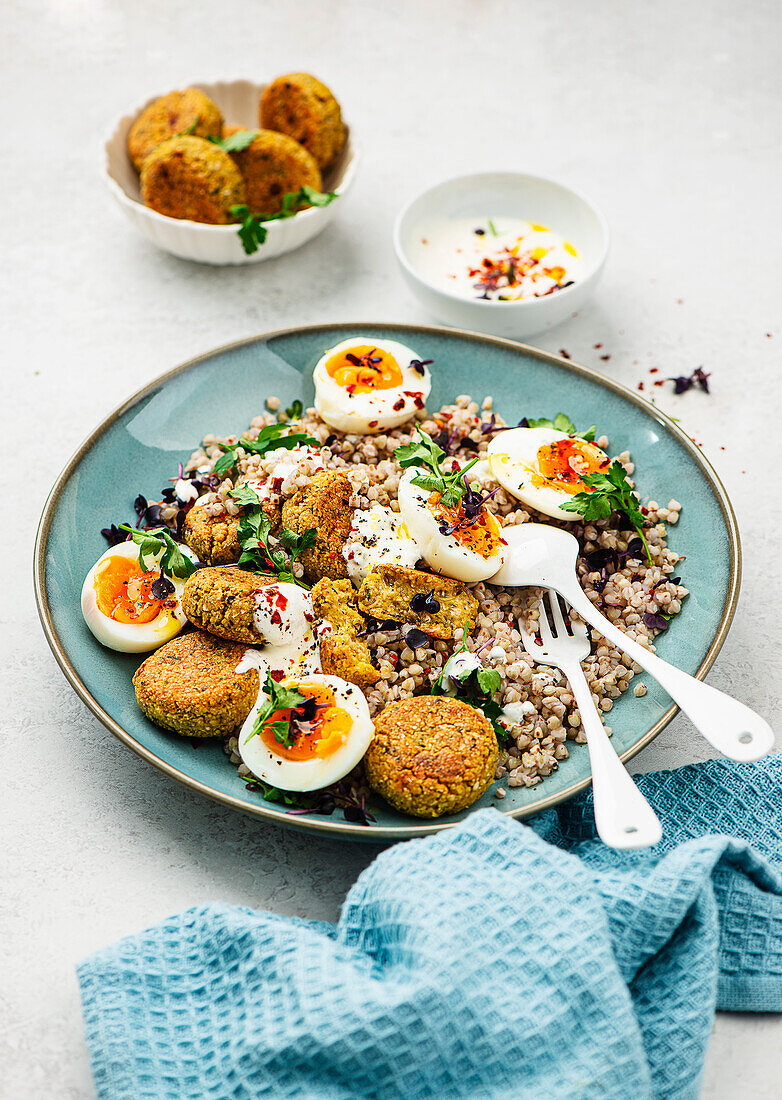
600,355,611,361
368,420,378,428
594,343,603,349
637,382,645,391
653,380,664,387
534,636,544,646
421,238,428,245
392,398,405,411
270,670,285,682
650,367,659,374
270,610,282,625
720,446,725,451
766,333,773,338
559,349,571,359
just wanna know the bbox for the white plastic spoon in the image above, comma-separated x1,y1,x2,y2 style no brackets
491,523,774,762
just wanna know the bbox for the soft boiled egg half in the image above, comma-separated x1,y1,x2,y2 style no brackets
313,337,432,434
397,468,507,582
81,540,196,653
238,674,374,791
487,427,610,521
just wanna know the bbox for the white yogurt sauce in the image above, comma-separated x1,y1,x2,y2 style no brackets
498,700,536,727
236,582,321,682
342,504,420,585
410,217,581,302
439,650,482,694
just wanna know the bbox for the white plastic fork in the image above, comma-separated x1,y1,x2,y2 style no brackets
520,588,663,849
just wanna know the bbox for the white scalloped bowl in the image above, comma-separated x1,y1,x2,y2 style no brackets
104,79,359,265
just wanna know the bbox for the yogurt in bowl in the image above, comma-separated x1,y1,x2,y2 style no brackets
394,172,609,338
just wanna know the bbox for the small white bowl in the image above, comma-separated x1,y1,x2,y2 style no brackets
393,172,609,338
104,79,359,265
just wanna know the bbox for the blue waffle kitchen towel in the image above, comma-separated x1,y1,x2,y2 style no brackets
78,756,782,1100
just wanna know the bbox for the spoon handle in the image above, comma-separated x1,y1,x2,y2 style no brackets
562,584,775,762
565,661,662,848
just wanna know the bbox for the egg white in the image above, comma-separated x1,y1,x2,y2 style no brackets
397,470,506,583
313,337,432,434
238,673,374,791
488,427,609,521
80,540,196,653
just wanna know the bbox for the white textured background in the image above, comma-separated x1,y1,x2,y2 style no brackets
2,1,781,1096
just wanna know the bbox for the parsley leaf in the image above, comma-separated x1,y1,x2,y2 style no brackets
431,637,508,743
230,486,315,586
285,399,303,420
118,525,197,579
208,128,257,153
231,204,268,254
212,423,320,478
247,673,309,748
230,187,338,255
396,428,479,508
559,460,652,562
521,414,596,442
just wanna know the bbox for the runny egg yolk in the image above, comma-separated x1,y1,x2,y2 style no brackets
261,682,353,762
93,556,163,624
532,438,610,494
427,494,503,560
325,345,404,394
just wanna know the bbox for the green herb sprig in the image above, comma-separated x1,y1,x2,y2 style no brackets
431,627,507,742
396,428,479,508
230,186,338,255
231,486,315,586
207,129,257,153
524,413,596,441
213,423,320,479
247,673,309,748
559,461,652,562
118,525,197,579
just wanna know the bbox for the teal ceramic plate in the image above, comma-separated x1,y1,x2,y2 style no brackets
34,324,740,840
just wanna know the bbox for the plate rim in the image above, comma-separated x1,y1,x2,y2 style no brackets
33,322,742,841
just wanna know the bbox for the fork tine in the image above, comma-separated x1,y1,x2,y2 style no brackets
546,589,568,637
536,596,553,645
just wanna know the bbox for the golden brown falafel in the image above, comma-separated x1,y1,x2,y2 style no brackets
311,578,380,689
260,73,346,170
222,125,321,215
365,696,498,818
183,499,280,566
182,567,275,644
281,471,353,582
140,136,245,224
133,630,258,738
127,88,223,171
358,565,479,641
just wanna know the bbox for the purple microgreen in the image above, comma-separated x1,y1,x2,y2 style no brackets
410,591,441,614
644,612,669,633
101,523,132,546
404,627,430,649
150,574,175,599
668,366,711,395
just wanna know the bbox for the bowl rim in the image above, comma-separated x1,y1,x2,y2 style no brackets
33,321,741,842
393,170,610,310
103,77,359,235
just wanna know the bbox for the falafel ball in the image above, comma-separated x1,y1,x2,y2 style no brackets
365,696,498,818
127,88,223,171
223,125,321,215
140,136,245,224
182,567,274,644
260,73,346,170
281,471,353,582
183,498,280,566
133,630,258,738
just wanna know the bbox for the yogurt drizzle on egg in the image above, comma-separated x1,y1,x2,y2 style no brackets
236,582,322,681
411,217,581,302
